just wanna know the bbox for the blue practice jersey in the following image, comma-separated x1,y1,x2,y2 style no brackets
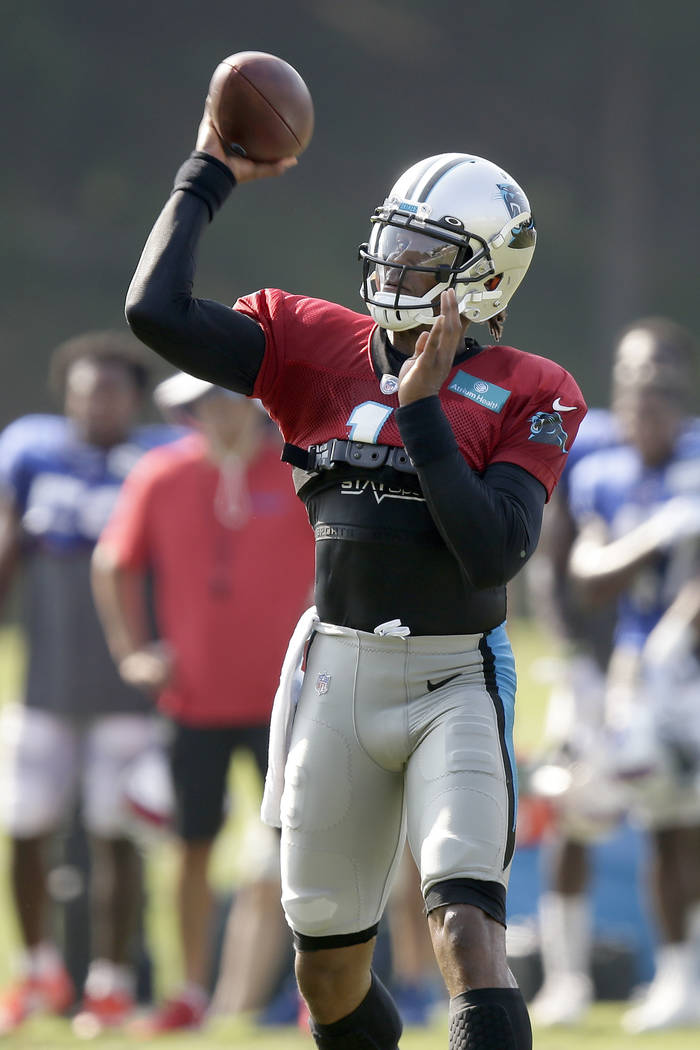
568,420,700,650
0,414,181,553
0,414,181,716
557,407,621,501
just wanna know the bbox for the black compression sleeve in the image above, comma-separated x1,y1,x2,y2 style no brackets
125,152,266,394
172,150,237,219
396,396,546,588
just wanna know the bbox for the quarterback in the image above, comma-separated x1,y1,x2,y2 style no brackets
125,108,586,1050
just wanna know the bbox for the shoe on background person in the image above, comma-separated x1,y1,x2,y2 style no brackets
128,984,208,1035
71,958,135,1036
72,990,135,1037
530,972,594,1027
0,943,74,1034
530,891,594,1027
621,942,700,1033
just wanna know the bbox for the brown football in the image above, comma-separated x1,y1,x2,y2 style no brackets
207,51,314,162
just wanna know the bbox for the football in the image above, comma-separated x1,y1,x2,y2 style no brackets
207,51,314,163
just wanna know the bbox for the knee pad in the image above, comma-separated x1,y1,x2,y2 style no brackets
449,988,531,1050
282,843,360,935
310,972,402,1050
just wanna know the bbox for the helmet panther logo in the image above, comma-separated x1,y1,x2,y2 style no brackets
528,411,569,452
497,182,530,218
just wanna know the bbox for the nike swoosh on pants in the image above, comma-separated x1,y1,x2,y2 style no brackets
426,673,461,693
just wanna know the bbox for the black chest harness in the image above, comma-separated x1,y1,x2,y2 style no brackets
282,438,417,476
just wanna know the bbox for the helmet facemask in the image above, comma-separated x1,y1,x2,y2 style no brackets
359,199,495,332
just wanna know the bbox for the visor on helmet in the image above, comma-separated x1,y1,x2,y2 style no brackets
374,226,461,289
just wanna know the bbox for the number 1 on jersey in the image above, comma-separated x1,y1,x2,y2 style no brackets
346,402,393,443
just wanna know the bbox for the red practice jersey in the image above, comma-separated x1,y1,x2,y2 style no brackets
100,432,315,727
238,289,585,498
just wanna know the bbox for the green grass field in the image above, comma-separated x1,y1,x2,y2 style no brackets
1,620,698,1047
5,1005,700,1049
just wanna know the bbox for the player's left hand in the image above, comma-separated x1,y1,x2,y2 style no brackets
397,289,464,405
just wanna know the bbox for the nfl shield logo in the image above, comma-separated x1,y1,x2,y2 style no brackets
315,672,331,695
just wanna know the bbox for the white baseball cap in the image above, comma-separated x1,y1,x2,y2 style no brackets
153,371,246,413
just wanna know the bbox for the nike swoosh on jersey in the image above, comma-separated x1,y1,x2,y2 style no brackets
426,673,461,693
552,397,577,412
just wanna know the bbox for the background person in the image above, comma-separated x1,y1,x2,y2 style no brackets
0,330,175,1033
566,317,700,1033
91,371,315,1033
524,405,620,1027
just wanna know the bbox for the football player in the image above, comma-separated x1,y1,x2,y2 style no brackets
0,332,176,1033
567,318,700,1032
524,406,620,1027
123,108,586,1050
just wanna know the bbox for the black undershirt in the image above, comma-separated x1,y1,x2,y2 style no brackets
126,152,547,635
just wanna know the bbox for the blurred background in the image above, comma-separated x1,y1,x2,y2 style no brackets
0,1,699,1042
1,0,699,422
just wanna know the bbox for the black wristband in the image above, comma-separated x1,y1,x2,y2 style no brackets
396,395,459,467
171,150,237,221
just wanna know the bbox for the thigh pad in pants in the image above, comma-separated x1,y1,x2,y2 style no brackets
279,622,517,938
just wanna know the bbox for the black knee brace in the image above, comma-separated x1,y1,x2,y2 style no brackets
449,988,532,1050
310,972,402,1050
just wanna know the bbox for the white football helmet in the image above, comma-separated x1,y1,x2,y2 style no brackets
359,153,536,331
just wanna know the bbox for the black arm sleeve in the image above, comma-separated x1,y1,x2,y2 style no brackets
396,396,546,588
125,152,265,395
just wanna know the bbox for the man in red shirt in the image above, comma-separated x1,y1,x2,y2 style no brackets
91,373,314,1032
